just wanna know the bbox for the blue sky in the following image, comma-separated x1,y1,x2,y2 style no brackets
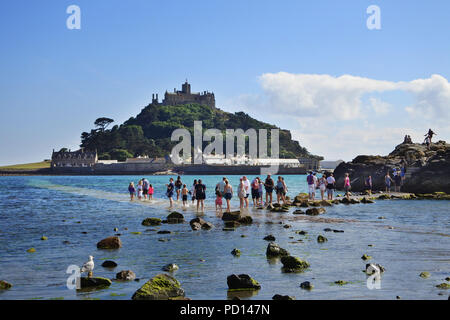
0,0,449,165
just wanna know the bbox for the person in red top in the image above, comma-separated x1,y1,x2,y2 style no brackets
344,173,351,200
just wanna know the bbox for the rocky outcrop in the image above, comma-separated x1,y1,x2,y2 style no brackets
167,212,184,223
334,140,450,193
132,274,185,300
227,274,261,291
189,218,213,230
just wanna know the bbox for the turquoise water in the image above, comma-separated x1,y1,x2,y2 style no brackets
0,175,448,300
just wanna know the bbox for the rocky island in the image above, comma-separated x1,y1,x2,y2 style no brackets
334,139,450,194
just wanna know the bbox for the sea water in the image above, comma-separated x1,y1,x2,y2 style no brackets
0,175,448,300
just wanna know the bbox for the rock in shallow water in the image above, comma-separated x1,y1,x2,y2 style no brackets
132,274,185,300
266,243,289,257
142,217,162,226
167,211,184,224
162,263,179,272
0,280,12,290
272,294,295,300
263,235,276,241
300,281,314,290
280,255,310,273
78,277,112,290
227,274,261,291
96,236,122,249
116,270,136,281
101,260,117,268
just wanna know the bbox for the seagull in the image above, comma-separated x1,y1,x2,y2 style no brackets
80,255,94,278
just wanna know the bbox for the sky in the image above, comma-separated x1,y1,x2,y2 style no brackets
0,0,449,165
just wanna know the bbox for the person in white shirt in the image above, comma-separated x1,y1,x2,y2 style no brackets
326,173,336,200
242,176,251,208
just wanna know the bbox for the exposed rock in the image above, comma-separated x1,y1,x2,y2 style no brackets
319,200,332,207
263,235,276,241
116,270,136,281
222,211,241,221
305,208,326,216
224,221,240,228
361,197,375,204
324,228,332,232
0,280,12,290
132,274,185,300
27,248,36,253
78,277,112,290
419,272,430,279
266,243,289,257
334,280,349,285
292,209,304,215
283,224,291,229
157,230,171,234
101,260,117,268
231,248,241,256
361,254,372,261
334,140,450,194
300,281,313,290
227,274,261,291
237,216,253,224
162,263,179,272
272,294,295,300
167,211,184,223
317,235,328,243
40,236,48,241
97,236,122,249
280,255,310,273
142,218,162,226
295,230,308,235
189,217,213,230
333,229,344,233
365,263,386,274
436,283,450,289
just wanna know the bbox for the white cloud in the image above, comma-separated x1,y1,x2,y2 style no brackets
233,72,450,160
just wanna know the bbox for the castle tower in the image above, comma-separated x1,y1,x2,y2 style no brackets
181,79,191,94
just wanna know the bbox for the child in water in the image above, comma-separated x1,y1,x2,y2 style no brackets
128,182,136,201
181,184,189,207
148,184,154,200
215,190,223,212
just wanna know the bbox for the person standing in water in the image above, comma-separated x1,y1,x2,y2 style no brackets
276,176,287,204
148,184,154,200
318,174,327,200
237,178,246,210
166,178,175,209
195,179,206,212
326,173,336,200
307,171,316,201
264,174,274,206
365,175,373,196
190,179,197,204
142,178,149,200
223,179,233,213
242,176,251,208
385,172,393,193
128,182,136,201
174,176,183,201
137,180,143,200
344,173,351,200
251,177,260,207
258,178,264,207
181,184,189,207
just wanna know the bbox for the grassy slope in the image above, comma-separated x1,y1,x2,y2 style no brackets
0,161,51,171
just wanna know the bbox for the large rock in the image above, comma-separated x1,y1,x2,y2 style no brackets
280,255,310,273
227,274,261,291
266,243,289,257
101,260,117,268
96,236,122,249
334,140,450,194
116,270,136,281
132,274,185,300
78,277,112,290
167,212,184,223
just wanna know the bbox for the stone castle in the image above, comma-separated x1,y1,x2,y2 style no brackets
151,80,215,108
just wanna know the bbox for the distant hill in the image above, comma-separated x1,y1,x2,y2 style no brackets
80,103,322,161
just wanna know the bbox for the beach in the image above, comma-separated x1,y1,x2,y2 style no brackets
0,174,448,300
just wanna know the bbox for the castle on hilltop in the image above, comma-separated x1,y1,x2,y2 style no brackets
151,80,215,108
